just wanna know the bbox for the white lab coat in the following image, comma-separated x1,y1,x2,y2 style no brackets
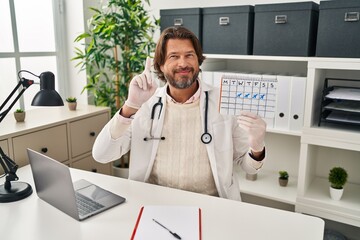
92,80,265,201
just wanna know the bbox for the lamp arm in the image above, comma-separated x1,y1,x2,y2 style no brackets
0,147,19,190
0,78,34,123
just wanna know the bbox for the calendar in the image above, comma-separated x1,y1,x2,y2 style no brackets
219,73,277,118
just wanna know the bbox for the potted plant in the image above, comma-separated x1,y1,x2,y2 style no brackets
14,108,25,122
278,170,289,187
329,167,348,200
72,0,158,176
66,97,77,111
72,0,159,116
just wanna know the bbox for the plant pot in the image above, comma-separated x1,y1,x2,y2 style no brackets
279,178,288,187
112,165,129,179
14,112,25,122
246,173,257,181
112,152,130,179
67,102,77,111
330,187,343,200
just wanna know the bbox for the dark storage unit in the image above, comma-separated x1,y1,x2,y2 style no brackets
253,1,319,56
202,6,254,55
318,78,360,127
316,0,360,58
160,8,202,44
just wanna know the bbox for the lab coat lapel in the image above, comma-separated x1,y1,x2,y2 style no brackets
200,82,221,192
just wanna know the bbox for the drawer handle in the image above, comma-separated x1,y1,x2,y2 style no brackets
344,12,359,22
275,15,287,24
219,17,230,26
173,18,183,26
90,131,96,137
41,147,48,153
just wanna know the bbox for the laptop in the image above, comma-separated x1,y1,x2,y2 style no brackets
27,148,126,221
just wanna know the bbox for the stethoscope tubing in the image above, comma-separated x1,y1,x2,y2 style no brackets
145,91,212,144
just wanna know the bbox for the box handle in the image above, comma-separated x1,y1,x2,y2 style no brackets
174,18,183,26
219,17,230,26
275,15,287,24
344,12,359,22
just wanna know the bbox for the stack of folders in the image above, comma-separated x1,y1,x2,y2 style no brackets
201,70,307,132
131,205,202,240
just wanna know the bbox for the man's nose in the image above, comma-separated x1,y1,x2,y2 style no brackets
177,56,188,67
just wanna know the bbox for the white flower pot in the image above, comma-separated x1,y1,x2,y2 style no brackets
329,187,343,201
246,173,257,181
112,165,129,179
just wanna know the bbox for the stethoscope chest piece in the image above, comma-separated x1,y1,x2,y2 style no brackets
201,132,212,144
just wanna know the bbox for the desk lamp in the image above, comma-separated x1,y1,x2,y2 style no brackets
0,70,64,203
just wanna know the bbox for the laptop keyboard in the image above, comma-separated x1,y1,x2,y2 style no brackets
75,192,104,216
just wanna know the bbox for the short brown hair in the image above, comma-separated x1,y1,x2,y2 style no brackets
153,26,205,81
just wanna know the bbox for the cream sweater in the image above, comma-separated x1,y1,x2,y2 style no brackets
147,98,218,196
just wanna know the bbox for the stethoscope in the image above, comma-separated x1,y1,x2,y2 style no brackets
143,91,212,144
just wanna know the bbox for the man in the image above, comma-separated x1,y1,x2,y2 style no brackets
92,26,266,201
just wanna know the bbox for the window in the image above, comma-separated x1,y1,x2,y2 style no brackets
0,0,66,111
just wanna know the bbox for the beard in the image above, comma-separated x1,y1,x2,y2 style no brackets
164,67,200,89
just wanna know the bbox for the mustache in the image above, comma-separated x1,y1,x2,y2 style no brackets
173,67,194,73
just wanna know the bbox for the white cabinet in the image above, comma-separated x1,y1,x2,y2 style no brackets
297,59,360,227
203,54,360,227
0,105,112,175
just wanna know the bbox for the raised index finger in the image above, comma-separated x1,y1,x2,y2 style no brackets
143,57,153,84
144,57,152,73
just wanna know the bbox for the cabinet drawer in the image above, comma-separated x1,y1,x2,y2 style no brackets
0,140,9,174
0,139,9,155
70,113,109,158
12,125,68,167
72,155,111,175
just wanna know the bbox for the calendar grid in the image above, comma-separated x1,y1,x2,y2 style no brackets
219,73,277,118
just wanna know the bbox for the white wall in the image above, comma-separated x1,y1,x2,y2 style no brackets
64,0,87,104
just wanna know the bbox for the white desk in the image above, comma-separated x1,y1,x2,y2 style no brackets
1,166,324,240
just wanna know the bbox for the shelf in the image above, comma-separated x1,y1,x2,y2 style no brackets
267,128,302,137
203,52,360,227
236,168,297,205
204,54,360,65
302,126,360,151
296,177,360,227
204,54,309,62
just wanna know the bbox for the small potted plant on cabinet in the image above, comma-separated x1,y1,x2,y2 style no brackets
66,97,77,111
278,170,289,187
329,167,348,200
14,108,25,122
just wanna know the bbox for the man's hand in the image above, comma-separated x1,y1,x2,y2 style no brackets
237,111,266,153
125,57,158,110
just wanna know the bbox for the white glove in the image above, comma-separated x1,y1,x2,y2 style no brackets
125,57,158,109
237,111,266,152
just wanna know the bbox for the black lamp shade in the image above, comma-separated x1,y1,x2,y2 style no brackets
31,71,64,106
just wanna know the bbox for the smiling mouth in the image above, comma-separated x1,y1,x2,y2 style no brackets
174,67,193,74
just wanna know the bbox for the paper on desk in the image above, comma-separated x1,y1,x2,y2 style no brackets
325,87,360,101
131,205,201,240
